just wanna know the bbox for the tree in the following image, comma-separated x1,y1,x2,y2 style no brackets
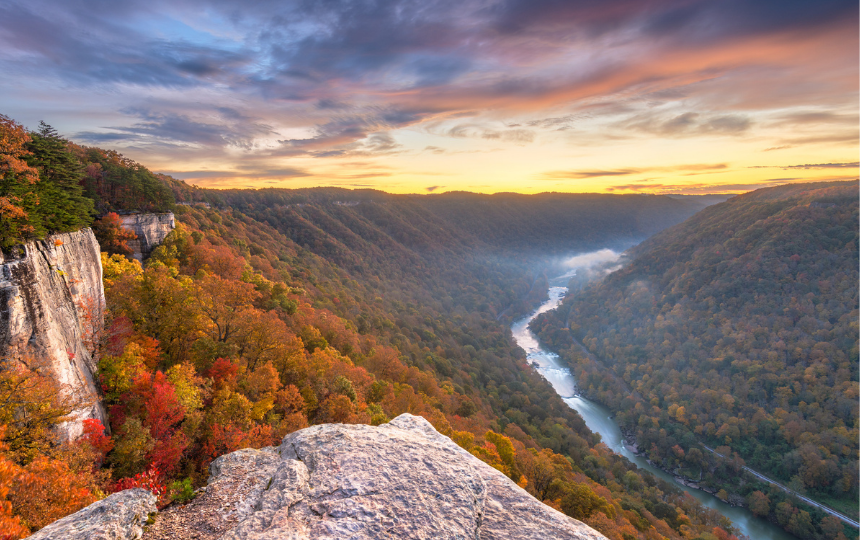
107,417,153,478
0,115,39,247
92,212,137,257
79,419,113,467
787,509,814,539
120,371,188,476
746,491,770,517
10,456,97,532
820,515,845,540
0,360,80,462
24,122,93,234
485,431,521,482
520,448,572,500
775,501,795,526
192,274,261,344
560,482,615,521
112,467,168,507
98,342,148,402
0,429,29,539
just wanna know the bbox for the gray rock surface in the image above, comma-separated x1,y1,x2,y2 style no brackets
27,488,156,540
0,229,106,440
144,414,606,540
120,213,175,262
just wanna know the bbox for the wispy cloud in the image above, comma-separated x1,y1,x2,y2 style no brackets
606,177,802,194
541,163,729,180
0,0,855,192
749,161,859,170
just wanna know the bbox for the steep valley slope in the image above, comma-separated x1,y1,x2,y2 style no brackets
534,180,859,540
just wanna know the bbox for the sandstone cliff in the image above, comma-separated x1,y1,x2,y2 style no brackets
120,213,175,262
0,229,106,440
34,414,607,539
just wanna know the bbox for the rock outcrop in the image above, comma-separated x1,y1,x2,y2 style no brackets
27,488,156,540
0,229,106,440
120,213,175,262
142,414,606,540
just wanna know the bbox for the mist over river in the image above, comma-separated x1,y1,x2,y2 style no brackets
510,258,796,540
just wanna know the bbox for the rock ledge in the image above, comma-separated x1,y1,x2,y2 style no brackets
37,415,606,539
27,488,156,540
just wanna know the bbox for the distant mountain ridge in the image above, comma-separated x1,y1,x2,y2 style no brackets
214,188,712,258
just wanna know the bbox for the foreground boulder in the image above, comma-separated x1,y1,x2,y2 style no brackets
27,488,156,540
144,414,606,540
33,414,605,539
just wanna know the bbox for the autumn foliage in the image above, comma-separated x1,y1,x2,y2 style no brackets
2,130,842,539
92,212,137,257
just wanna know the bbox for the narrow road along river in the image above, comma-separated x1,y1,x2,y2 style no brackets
511,282,796,540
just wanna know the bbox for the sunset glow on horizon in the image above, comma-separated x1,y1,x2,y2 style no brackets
1,0,857,195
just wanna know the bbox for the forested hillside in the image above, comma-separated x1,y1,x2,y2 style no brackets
0,112,747,540
218,187,710,257
0,114,173,250
535,181,859,540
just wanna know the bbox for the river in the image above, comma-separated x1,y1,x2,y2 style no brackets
511,277,796,540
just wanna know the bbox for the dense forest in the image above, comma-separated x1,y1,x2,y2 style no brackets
0,112,750,540
0,114,173,250
535,181,859,540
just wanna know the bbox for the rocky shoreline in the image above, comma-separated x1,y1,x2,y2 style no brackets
615,424,745,506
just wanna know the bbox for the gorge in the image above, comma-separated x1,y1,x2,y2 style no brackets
511,256,795,540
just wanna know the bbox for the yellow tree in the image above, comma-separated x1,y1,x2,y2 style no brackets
192,274,261,345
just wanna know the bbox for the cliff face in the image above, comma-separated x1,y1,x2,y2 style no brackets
0,229,106,440
120,213,175,262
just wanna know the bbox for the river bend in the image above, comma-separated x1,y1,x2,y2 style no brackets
511,278,795,540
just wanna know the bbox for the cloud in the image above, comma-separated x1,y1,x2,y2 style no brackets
481,128,535,144
773,111,858,126
606,177,803,194
543,169,640,180
623,111,752,137
425,185,440,192
785,162,859,169
750,162,859,170
0,0,855,187
555,248,624,280
162,167,311,180
563,249,622,270
540,163,729,180
76,109,274,150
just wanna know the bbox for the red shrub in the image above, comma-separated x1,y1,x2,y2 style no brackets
112,467,168,508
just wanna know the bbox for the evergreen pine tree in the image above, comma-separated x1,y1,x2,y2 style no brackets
25,122,94,233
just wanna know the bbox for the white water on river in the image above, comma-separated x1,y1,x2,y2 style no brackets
510,272,796,540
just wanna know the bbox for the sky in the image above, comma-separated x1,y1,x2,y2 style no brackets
0,0,857,194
